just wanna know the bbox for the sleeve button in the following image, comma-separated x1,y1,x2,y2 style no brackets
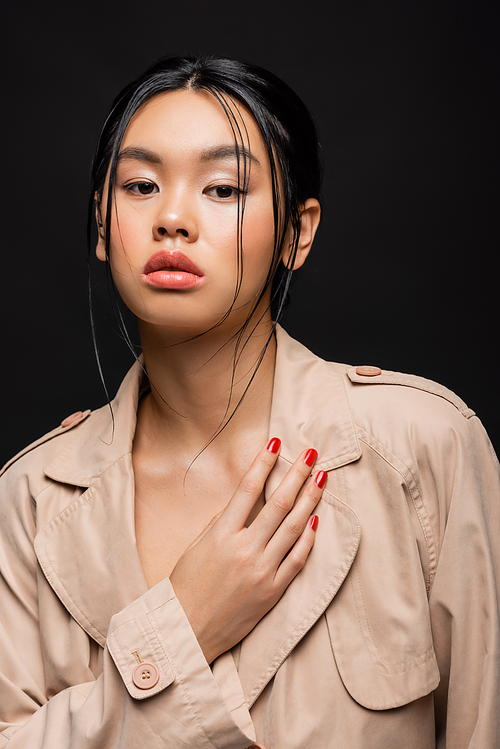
132,662,159,689
355,365,382,376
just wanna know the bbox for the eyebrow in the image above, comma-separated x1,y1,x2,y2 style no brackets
117,147,162,165
200,144,261,168
116,144,261,168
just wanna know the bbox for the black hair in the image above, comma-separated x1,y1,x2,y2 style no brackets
87,55,322,437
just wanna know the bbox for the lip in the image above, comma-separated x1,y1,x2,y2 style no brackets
142,250,205,290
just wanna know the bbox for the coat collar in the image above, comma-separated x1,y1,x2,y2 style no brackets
36,327,361,697
270,327,361,471
43,327,360,487
43,360,144,488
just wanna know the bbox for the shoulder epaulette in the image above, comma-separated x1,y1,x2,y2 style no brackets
347,366,475,419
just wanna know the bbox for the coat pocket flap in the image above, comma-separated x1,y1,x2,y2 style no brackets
325,560,440,710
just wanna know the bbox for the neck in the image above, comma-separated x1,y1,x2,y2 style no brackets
134,312,277,460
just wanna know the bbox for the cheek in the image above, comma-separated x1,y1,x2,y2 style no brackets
107,207,145,269
242,203,276,268
199,201,238,245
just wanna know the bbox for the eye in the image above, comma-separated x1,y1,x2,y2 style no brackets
206,185,241,200
124,181,158,196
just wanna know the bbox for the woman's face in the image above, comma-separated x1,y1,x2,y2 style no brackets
96,89,277,338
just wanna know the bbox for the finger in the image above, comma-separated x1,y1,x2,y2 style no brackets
265,470,326,559
274,513,319,590
252,448,319,541
220,438,282,530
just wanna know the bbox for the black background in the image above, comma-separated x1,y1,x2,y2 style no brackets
1,0,498,465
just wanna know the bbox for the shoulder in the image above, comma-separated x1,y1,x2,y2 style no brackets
0,360,142,508
343,363,474,417
0,409,96,555
332,360,497,471
276,328,494,467
0,410,92,496
341,362,474,431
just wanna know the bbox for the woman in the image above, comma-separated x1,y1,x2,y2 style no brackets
0,56,498,748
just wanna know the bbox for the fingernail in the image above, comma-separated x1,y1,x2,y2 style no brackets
267,437,281,453
314,470,327,489
309,515,319,531
303,448,318,466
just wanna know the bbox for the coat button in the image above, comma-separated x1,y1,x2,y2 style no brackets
132,662,159,689
355,365,382,376
60,411,84,428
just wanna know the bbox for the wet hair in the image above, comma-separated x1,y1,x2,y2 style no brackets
87,55,322,438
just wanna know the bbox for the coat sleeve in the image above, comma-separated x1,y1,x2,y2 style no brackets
0,472,253,748
427,414,500,748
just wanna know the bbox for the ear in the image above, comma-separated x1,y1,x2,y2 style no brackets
95,192,107,262
282,198,321,270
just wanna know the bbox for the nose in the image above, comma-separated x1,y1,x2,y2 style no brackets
152,191,198,243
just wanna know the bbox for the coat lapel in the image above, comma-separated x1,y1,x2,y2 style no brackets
35,363,148,647
236,329,361,706
237,472,360,707
35,456,148,647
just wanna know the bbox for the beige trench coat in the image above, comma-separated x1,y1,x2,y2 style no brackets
1,327,499,748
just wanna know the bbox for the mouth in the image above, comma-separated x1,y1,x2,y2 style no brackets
142,250,205,290
143,250,204,276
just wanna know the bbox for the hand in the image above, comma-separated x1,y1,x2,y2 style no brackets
169,439,326,663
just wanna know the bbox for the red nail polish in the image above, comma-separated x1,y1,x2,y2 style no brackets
314,470,327,489
304,448,318,466
309,515,319,531
267,437,281,453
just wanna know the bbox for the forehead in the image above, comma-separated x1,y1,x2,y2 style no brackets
121,88,267,159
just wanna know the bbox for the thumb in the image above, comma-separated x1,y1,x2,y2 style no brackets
183,509,224,553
